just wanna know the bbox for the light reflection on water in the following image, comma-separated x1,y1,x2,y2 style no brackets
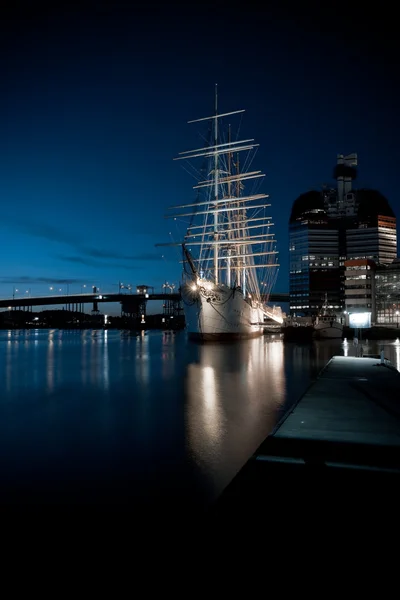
185,337,285,493
0,329,398,505
47,338,54,394
103,330,109,391
6,339,12,393
394,338,400,372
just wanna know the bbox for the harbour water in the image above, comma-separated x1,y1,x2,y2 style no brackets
1,329,399,510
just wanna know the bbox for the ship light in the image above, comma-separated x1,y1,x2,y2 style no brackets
191,284,197,291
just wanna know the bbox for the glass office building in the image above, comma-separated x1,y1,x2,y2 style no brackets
289,154,397,316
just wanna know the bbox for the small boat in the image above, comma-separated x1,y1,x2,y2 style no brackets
313,294,343,339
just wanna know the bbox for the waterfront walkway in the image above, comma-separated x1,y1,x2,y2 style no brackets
212,356,400,519
274,356,400,445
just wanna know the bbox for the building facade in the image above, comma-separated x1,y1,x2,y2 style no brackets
289,154,397,316
346,190,397,264
374,259,400,325
289,195,340,315
344,259,376,322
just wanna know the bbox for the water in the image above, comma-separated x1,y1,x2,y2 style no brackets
1,329,399,509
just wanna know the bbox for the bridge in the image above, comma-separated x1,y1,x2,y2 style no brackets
0,285,182,322
0,287,288,325
0,290,288,309
0,292,180,310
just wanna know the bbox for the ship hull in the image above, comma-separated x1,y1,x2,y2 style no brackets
313,323,343,339
182,283,265,341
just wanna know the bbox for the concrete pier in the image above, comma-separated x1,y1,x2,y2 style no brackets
212,356,400,519
274,356,400,445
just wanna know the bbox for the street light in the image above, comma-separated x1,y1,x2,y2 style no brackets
163,281,175,294
121,283,132,293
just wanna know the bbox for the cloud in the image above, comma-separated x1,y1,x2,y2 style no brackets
4,217,81,245
75,248,161,262
125,252,161,261
2,216,160,263
0,276,91,284
57,255,143,271
80,247,147,260
57,255,99,266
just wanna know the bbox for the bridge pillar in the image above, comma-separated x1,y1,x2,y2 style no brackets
162,294,183,328
121,298,147,328
92,286,99,314
163,296,183,318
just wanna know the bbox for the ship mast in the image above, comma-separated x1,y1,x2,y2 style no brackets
237,152,246,296
157,92,280,290
213,84,219,284
226,123,232,288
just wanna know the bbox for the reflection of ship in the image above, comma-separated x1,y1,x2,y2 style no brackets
157,86,283,341
185,337,285,490
313,294,343,339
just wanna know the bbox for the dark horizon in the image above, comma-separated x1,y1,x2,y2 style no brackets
1,1,399,311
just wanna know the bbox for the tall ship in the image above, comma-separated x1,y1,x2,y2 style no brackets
157,87,283,341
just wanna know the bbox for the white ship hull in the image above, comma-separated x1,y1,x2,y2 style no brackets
182,282,266,340
313,321,343,339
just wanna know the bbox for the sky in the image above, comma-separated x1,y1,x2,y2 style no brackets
1,1,399,313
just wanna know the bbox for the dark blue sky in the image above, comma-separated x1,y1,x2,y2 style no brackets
1,1,398,311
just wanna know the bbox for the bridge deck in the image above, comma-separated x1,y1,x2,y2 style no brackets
0,293,181,309
0,291,286,311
